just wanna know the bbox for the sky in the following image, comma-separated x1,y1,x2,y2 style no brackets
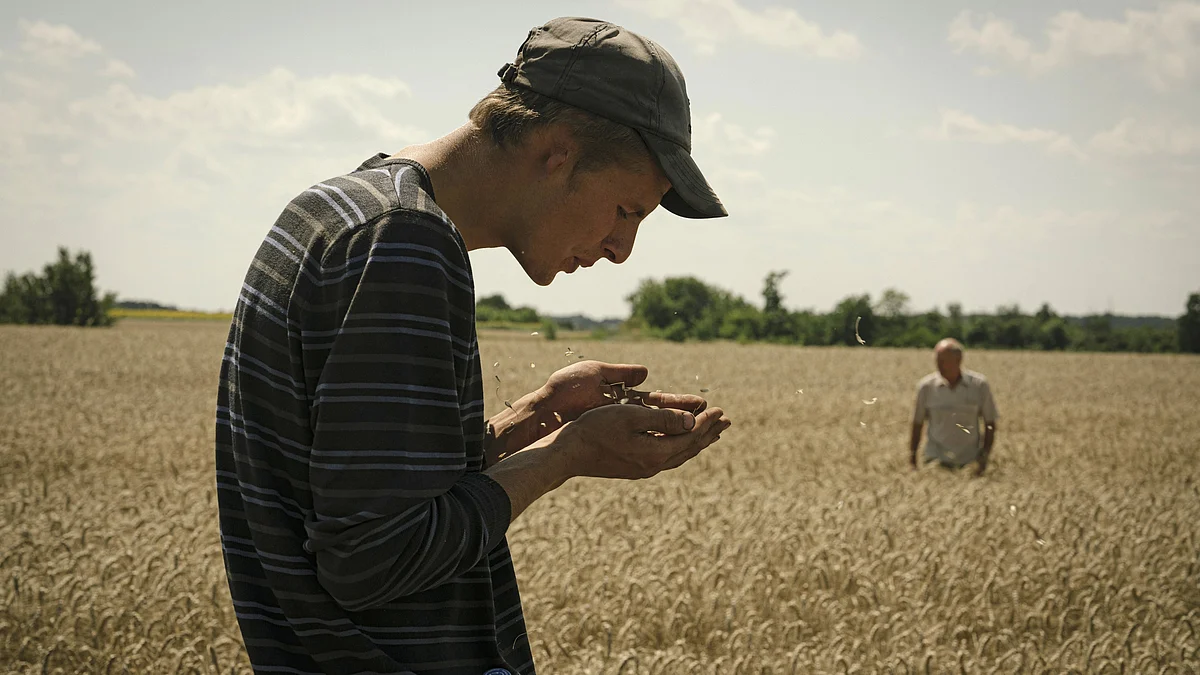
1,0,1197,318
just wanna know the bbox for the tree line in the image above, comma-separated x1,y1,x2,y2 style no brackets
624,272,1200,354
4,249,1199,355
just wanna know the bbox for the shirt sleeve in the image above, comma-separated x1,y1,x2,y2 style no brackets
980,380,999,423
299,212,510,613
912,381,928,425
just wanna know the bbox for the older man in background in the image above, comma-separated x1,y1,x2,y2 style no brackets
909,338,1000,476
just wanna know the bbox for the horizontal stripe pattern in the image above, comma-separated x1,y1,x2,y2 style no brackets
216,154,533,674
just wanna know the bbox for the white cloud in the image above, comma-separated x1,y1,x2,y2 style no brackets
683,111,777,214
619,0,862,58
66,68,420,147
948,4,1200,90
0,20,427,311
952,201,1121,238
925,109,1200,162
760,185,938,238
716,181,1198,316
14,20,136,79
1088,118,1200,156
692,112,775,156
948,12,1036,66
100,58,135,79
18,19,102,65
923,108,1086,158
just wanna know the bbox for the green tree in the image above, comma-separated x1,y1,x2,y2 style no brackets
1119,325,1174,353
476,294,511,311
475,293,540,324
874,288,910,318
618,277,1182,354
831,294,874,346
762,271,787,314
899,327,938,348
718,305,764,343
792,311,828,346
965,314,996,348
760,271,795,342
626,276,752,342
0,247,115,326
1035,303,1056,324
1180,293,1200,354
871,288,913,346
0,272,50,323
1036,318,1072,350
893,310,943,348
1080,314,1114,351
992,305,1031,349
945,303,965,342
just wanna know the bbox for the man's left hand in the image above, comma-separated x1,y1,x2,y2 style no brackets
485,361,710,469
537,361,707,424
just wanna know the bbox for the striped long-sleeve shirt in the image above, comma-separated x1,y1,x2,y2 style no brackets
215,154,534,674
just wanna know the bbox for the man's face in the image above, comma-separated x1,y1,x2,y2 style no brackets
513,153,672,286
936,350,962,381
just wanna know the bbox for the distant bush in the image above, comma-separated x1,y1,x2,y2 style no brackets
476,293,541,325
589,326,617,341
115,300,178,311
0,247,116,327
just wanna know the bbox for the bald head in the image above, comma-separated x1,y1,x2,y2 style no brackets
934,338,964,383
935,338,964,357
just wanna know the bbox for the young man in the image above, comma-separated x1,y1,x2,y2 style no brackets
215,16,732,675
909,338,1000,475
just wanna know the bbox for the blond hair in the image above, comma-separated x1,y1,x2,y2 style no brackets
468,84,651,176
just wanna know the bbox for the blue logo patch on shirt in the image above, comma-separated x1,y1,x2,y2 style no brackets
484,670,511,675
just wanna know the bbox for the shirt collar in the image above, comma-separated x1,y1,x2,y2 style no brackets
937,372,968,388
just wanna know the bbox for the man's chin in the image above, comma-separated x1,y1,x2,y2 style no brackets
511,256,554,287
526,268,556,287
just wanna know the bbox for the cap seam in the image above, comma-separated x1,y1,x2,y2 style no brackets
553,22,611,99
644,38,665,135
639,126,689,151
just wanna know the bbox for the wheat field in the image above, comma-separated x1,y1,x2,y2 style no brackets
1,321,1197,674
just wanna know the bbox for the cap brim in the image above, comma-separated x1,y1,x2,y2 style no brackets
639,132,728,219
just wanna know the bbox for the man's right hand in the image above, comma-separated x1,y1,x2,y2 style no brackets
909,422,924,472
558,402,731,480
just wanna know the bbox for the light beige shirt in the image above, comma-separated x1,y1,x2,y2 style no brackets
912,369,999,466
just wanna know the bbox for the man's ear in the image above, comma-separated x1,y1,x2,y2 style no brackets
537,124,578,182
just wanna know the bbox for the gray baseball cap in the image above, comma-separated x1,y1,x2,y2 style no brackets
497,17,728,219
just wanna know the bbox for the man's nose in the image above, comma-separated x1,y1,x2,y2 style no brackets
604,231,637,265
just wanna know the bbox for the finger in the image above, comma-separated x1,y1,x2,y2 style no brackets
693,406,728,433
661,415,727,469
695,412,728,448
631,390,707,413
600,363,649,388
638,406,695,435
653,408,725,462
